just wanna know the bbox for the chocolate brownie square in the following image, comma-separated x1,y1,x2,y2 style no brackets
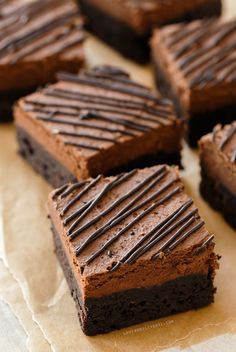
48,165,219,335
151,19,236,146
0,0,85,122
78,0,222,63
14,65,183,188
199,122,236,229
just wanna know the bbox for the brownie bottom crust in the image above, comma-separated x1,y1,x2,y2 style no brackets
16,126,181,188
153,58,234,147
200,166,236,229
52,224,215,336
79,0,221,64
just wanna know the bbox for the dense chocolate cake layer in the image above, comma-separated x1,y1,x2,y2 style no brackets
199,122,236,228
79,0,221,63
15,65,183,186
151,19,236,145
0,0,85,122
48,165,219,334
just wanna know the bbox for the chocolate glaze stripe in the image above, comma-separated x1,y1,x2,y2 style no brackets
64,141,100,151
206,21,236,48
194,58,236,88
74,180,180,255
219,124,236,150
152,219,204,260
26,104,152,133
126,209,198,264
0,9,79,58
34,115,136,137
81,112,151,133
69,169,169,241
52,184,68,200
217,62,236,81
10,29,85,64
66,167,166,238
183,42,236,78
67,170,137,234
166,20,214,48
57,72,165,104
117,199,194,265
24,98,167,125
45,87,173,119
60,175,102,216
111,207,197,271
85,187,181,264
167,220,205,251
174,21,236,62
54,130,117,144
63,200,94,225
60,181,86,199
85,70,147,90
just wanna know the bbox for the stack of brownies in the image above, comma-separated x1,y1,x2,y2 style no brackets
2,0,236,337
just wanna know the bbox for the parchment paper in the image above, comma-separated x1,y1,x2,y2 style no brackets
0,1,236,350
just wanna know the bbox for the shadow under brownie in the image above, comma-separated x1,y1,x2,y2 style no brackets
151,18,236,146
0,0,85,122
199,122,236,229
78,0,222,63
14,65,183,188
48,165,219,335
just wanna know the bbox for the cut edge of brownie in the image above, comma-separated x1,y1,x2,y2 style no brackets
79,0,222,63
52,223,216,336
200,164,236,229
16,126,182,188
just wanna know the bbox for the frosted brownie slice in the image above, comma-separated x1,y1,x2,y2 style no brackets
199,122,236,229
78,0,221,63
14,65,183,187
151,19,236,146
48,165,219,335
0,0,85,121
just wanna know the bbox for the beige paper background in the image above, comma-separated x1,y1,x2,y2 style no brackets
0,1,236,350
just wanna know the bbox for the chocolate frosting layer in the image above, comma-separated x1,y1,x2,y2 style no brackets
199,122,236,194
151,19,236,113
0,0,85,91
48,165,218,299
15,65,182,180
85,0,220,33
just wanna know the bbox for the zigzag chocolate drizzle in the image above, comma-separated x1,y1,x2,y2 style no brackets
0,0,85,62
57,71,170,104
54,167,212,271
67,166,166,239
164,19,236,88
23,66,175,152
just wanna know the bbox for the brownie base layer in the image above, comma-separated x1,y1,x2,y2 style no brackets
52,223,216,336
16,126,182,188
16,127,77,188
0,88,36,123
79,0,221,63
200,166,236,229
153,59,235,147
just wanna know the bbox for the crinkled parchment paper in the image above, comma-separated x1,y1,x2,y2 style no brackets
0,1,236,350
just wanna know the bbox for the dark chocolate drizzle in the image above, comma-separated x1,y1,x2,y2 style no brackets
66,166,166,238
23,66,175,153
164,19,236,88
0,0,85,62
53,167,212,271
57,71,170,104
